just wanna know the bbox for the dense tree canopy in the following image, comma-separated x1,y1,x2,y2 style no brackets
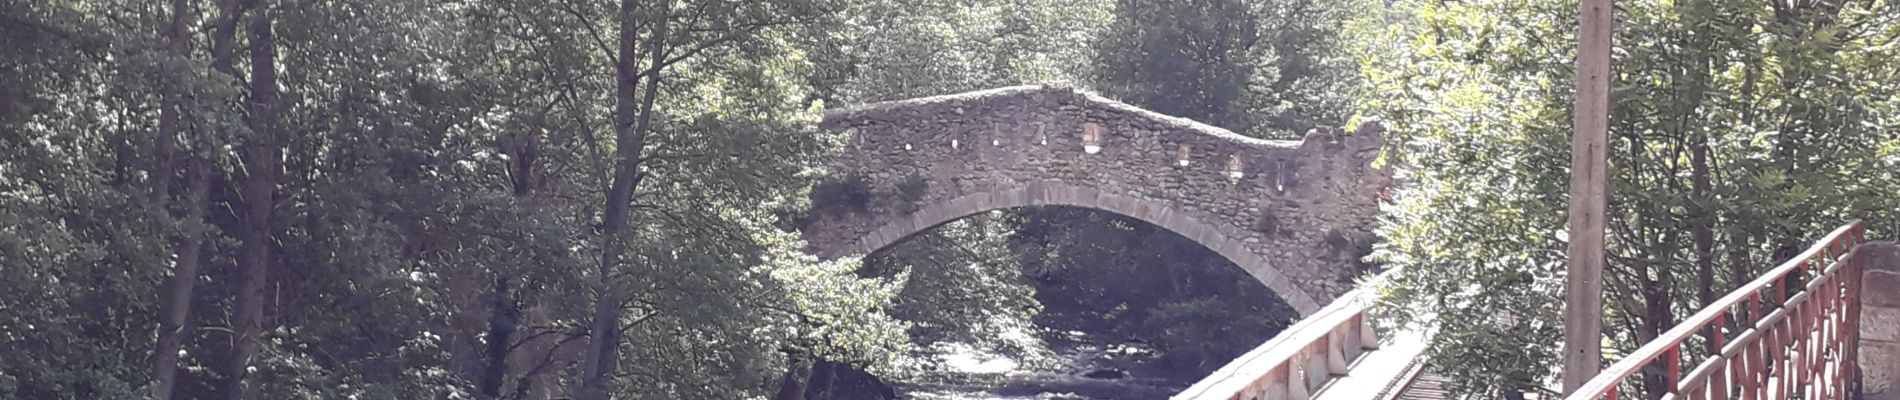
5,0,1894,398
1359,0,1900,397
1092,0,1357,139
1,0,1352,397
2,0,906,397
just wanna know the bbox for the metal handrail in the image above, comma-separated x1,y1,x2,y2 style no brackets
1174,270,1397,400
1564,220,1867,400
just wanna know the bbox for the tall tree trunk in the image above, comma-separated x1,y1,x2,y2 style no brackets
150,0,190,204
211,0,245,78
148,0,198,396
224,3,278,398
1637,259,1673,400
480,135,535,399
152,159,209,400
1691,138,1715,346
1727,32,1760,308
772,353,810,400
1682,3,1717,354
802,359,836,400
578,0,667,398
1725,227,1750,338
202,0,245,392
478,277,519,399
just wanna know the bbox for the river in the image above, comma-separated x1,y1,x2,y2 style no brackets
893,338,1192,400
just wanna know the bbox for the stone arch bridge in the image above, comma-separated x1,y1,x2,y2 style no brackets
798,86,1390,314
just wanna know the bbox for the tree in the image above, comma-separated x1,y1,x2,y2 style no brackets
1358,0,1900,396
220,0,282,396
148,0,220,396
1091,0,1357,139
3,0,916,398
1,0,222,396
1010,207,1299,379
810,0,1111,104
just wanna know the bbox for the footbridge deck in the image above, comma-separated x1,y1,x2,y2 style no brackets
1174,271,1438,400
1181,220,1896,400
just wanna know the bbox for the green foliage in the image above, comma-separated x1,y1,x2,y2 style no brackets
811,174,876,215
1358,0,1900,396
761,229,914,367
863,214,1046,364
811,0,1112,103
1012,207,1299,379
0,0,899,397
1092,0,1359,138
13,0,1887,397
888,174,931,214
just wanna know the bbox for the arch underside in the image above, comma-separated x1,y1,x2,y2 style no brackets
822,181,1324,315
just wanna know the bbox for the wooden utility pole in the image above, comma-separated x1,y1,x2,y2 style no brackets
1562,0,1613,393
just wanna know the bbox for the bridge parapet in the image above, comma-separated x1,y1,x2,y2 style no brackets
805,86,1391,307
818,86,1383,204
1172,270,1424,400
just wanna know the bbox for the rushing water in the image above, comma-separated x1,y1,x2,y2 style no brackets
895,339,1189,400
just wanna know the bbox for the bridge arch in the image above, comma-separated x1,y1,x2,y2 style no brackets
838,181,1324,313
799,86,1391,316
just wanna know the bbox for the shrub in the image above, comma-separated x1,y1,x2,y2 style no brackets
811,174,875,215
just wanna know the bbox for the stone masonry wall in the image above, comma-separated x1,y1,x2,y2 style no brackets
800,85,1391,314
1857,242,1900,399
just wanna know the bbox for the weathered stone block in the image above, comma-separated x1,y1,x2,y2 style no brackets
947,194,983,217
1187,220,1220,246
1862,241,1900,273
1073,186,1102,206
1203,236,1232,255
908,207,938,232
1024,181,1048,205
1866,306,1900,342
1101,193,1135,216
1864,341,1900,398
1868,270,1900,308
989,189,1022,210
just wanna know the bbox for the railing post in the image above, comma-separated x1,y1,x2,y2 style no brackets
1748,294,1761,334
1711,357,1728,400
1796,300,1809,397
1710,312,1726,357
1775,270,1787,309
1845,251,1858,399
1667,347,1681,392
1360,313,1380,349
1344,314,1366,360
1819,276,1834,399
1744,334,1759,400
1288,355,1309,400
1328,330,1349,375
1267,367,1288,400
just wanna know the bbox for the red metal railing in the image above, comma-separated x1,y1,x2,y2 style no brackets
1565,220,1867,400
